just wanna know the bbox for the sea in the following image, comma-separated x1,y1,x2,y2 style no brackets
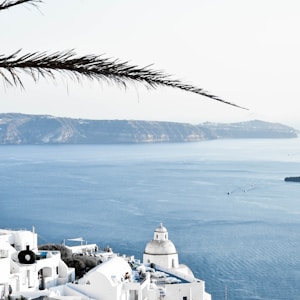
1,138,300,300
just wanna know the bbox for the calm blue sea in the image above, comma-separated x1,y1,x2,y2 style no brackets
1,138,300,300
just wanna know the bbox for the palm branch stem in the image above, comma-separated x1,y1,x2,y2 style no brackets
0,0,41,11
0,50,246,109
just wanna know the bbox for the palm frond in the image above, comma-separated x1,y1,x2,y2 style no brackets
0,0,41,11
0,50,246,109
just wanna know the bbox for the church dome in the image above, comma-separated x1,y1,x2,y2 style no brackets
144,239,177,255
144,224,177,255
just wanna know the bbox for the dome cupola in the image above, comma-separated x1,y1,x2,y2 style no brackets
143,224,179,269
153,223,168,241
144,223,177,255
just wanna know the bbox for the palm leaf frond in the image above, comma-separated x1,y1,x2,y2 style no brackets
0,50,246,109
0,0,41,11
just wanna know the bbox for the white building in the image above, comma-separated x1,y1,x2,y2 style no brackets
0,225,212,300
0,228,75,300
57,224,211,300
143,223,194,276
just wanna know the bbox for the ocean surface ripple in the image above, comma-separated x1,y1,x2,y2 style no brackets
1,139,300,300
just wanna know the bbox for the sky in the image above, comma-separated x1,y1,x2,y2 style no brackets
1,0,300,128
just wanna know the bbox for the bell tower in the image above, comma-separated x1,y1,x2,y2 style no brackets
153,223,168,241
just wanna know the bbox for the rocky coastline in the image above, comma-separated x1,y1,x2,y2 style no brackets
0,113,298,144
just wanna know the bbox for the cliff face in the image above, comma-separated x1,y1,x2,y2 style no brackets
199,120,298,139
0,114,298,144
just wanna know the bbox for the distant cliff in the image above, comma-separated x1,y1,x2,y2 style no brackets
0,113,298,144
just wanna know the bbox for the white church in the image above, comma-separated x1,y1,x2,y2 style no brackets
0,224,212,300
143,223,194,276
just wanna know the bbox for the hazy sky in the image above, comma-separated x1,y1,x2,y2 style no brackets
1,0,300,128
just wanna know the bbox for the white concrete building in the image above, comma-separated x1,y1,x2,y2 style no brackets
0,225,212,300
143,223,194,276
0,228,75,300
144,223,178,269
57,224,211,300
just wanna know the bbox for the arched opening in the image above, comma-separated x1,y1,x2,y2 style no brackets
42,267,52,277
38,267,52,290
